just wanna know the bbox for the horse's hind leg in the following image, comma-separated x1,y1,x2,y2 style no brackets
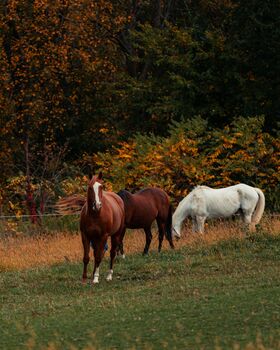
81,233,90,284
162,221,175,250
242,211,256,232
143,227,153,255
117,227,126,259
117,241,125,257
156,219,165,253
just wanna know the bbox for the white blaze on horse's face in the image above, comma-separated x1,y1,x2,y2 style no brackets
93,182,102,211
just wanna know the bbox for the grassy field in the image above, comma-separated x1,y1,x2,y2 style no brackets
0,222,280,349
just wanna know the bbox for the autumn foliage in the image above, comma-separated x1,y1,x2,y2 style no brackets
83,116,280,208
0,1,280,218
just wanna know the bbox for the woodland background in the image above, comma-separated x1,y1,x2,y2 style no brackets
0,0,280,221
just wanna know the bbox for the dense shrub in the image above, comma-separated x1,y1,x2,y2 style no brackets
2,116,279,216
88,116,280,209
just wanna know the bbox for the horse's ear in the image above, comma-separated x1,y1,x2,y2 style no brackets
86,164,94,181
98,171,103,180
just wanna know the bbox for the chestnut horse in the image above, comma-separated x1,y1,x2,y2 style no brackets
59,172,125,284
117,188,174,255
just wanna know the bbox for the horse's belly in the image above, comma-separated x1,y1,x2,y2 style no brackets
110,210,124,234
107,198,124,234
126,208,156,229
126,216,154,229
206,202,240,218
207,209,237,218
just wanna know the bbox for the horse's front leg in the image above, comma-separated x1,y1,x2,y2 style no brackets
81,233,90,284
92,238,107,284
243,212,255,232
196,216,206,234
192,216,198,233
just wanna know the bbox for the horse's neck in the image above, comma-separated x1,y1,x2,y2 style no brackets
173,197,190,226
87,188,94,209
119,191,133,205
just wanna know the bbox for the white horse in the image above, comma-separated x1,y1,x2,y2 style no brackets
172,184,265,238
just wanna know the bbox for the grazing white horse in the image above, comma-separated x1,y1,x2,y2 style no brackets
172,184,265,238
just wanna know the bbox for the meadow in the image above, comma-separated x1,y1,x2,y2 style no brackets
0,218,280,350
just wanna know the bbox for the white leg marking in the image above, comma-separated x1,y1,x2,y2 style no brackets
93,267,100,284
106,269,113,281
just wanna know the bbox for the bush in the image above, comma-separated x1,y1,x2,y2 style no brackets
89,116,280,210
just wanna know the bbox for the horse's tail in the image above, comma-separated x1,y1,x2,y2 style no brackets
165,203,173,243
252,188,265,224
55,194,86,215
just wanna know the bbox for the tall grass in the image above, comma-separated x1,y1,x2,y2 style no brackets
0,215,279,271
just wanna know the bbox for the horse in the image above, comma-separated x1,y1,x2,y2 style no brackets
57,172,125,284
172,184,265,238
117,188,174,255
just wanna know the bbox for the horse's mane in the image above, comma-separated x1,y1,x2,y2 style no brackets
193,185,211,191
117,189,132,203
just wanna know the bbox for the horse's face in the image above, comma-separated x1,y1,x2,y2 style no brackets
89,172,103,211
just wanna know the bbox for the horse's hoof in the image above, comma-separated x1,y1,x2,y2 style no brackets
81,278,87,285
106,270,113,281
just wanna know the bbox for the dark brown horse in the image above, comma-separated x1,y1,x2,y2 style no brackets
58,172,125,284
117,188,174,255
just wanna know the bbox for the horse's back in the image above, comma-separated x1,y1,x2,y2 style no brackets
121,187,169,228
189,184,259,218
218,184,259,206
137,187,169,203
179,185,237,218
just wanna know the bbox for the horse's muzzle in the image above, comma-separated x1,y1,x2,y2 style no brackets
96,203,102,211
93,203,102,211
172,228,181,240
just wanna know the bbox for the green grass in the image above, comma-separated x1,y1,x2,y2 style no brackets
0,233,280,349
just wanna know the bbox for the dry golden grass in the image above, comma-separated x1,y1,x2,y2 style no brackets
0,215,279,271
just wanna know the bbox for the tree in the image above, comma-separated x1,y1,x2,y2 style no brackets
0,0,129,219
